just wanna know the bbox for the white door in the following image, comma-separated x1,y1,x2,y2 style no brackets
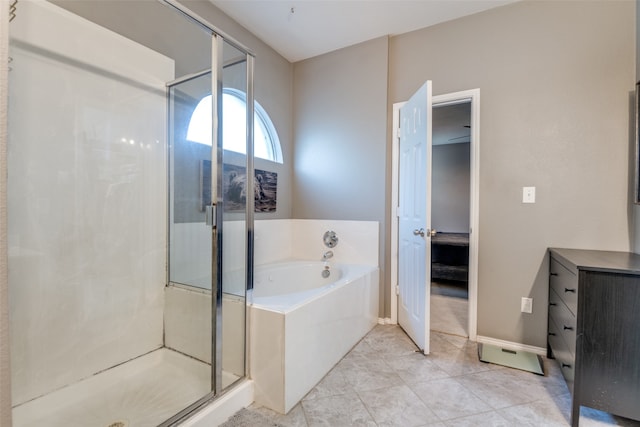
398,81,432,354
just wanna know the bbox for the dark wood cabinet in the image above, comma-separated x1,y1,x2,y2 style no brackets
548,248,640,427
431,233,469,283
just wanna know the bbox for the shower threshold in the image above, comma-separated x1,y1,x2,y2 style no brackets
12,349,212,427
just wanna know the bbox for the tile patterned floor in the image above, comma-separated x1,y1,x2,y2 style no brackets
222,325,640,427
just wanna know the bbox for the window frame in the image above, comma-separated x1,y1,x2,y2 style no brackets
186,88,283,164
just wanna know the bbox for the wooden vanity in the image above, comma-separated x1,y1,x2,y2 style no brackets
548,248,640,426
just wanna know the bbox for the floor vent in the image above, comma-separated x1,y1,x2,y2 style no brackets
107,421,128,427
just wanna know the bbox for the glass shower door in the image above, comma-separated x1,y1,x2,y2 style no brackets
167,35,252,396
167,72,217,401
218,39,252,392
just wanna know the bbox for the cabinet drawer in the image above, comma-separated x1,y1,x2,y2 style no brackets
548,316,575,391
550,257,578,315
548,289,576,356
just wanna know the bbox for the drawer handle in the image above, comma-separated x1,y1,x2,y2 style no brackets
564,288,576,293
550,272,558,276
549,302,557,306
548,332,556,336
563,325,574,331
562,363,572,369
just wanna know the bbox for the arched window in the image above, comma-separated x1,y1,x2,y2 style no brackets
186,88,283,163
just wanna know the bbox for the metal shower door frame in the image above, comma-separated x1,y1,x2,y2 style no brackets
160,0,255,424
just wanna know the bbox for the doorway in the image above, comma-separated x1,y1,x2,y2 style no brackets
430,101,471,337
391,88,479,342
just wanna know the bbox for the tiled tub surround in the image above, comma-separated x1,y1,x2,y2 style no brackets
250,219,380,414
250,263,379,414
254,219,379,267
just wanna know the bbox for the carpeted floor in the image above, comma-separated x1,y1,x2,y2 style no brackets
431,293,468,337
430,281,468,337
431,280,468,299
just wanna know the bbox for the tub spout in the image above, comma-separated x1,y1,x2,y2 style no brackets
322,251,334,261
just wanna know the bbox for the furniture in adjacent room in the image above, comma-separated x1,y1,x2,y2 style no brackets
431,232,469,283
548,248,640,427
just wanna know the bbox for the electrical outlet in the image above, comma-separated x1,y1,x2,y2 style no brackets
522,187,536,203
521,297,533,314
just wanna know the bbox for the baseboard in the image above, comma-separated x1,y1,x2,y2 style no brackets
377,317,395,325
476,335,547,356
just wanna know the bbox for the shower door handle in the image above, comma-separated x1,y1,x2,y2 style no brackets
205,204,217,228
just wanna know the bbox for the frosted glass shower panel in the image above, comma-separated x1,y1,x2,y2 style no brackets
7,0,174,404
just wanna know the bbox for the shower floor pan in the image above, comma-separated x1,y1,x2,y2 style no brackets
12,348,216,427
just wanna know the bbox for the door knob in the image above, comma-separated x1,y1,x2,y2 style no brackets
413,228,425,237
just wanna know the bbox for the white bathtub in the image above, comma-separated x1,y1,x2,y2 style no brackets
252,261,345,309
249,260,379,414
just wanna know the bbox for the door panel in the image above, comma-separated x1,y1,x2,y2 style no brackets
398,81,432,354
219,39,249,391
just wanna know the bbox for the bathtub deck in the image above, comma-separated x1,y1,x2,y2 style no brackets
12,348,217,427
250,264,379,414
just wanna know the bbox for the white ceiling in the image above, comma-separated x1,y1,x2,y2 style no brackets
210,0,518,62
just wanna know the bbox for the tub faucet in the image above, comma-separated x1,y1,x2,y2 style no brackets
322,251,334,261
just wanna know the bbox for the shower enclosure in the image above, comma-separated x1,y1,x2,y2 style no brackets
166,23,253,396
7,1,253,425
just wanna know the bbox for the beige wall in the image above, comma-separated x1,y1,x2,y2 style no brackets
389,0,634,346
292,37,389,313
290,1,634,347
1,0,11,423
432,142,471,233
633,0,640,253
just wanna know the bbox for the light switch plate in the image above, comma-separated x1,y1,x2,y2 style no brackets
522,187,535,203
521,297,533,314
